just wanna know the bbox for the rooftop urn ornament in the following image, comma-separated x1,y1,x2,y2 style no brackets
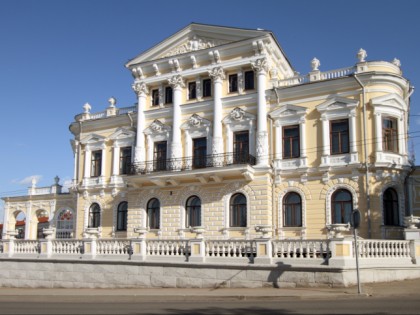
108,97,117,108
83,102,91,114
311,58,320,71
357,48,367,62
392,58,401,67
31,177,37,188
54,176,60,185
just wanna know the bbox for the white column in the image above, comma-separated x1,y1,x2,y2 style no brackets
375,113,383,152
84,149,91,179
24,202,31,240
168,75,185,161
2,204,9,239
398,117,405,155
133,82,148,164
209,67,225,157
300,119,307,158
321,117,330,164
73,140,79,185
252,58,269,166
349,113,357,153
112,145,120,176
275,125,282,160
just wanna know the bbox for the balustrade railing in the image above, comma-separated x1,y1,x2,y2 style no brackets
358,240,411,259
129,152,256,175
14,240,40,254
117,106,137,115
52,240,83,255
97,239,131,255
146,240,190,257
205,240,256,259
272,240,330,260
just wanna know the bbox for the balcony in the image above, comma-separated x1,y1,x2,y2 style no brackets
128,152,256,186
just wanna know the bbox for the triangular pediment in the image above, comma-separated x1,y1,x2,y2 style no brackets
109,128,135,141
223,107,256,124
126,23,271,66
316,97,359,113
181,114,211,130
269,104,307,119
80,133,106,144
144,120,171,135
371,93,407,111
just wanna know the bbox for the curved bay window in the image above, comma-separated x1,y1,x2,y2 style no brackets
117,202,128,231
186,196,201,227
283,192,302,227
383,188,399,226
230,193,247,227
147,198,160,229
88,203,101,228
331,189,353,224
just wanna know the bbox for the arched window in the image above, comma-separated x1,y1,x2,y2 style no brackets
56,209,74,239
117,202,128,231
147,198,160,229
186,196,201,227
331,189,353,224
283,192,302,227
384,188,399,226
88,203,101,228
230,193,247,227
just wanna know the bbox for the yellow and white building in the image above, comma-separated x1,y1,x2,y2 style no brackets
2,23,416,241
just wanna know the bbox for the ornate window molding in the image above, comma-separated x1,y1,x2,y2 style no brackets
325,184,358,225
144,120,171,166
379,182,404,227
109,128,135,185
80,134,107,186
269,104,308,171
316,97,359,167
222,107,256,157
181,114,212,166
180,193,205,230
371,93,408,167
223,189,251,232
278,188,307,239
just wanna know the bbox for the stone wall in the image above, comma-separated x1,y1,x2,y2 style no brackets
1,259,420,289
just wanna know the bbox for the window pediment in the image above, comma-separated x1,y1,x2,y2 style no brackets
144,119,171,136
80,134,106,150
223,107,256,125
109,128,135,147
181,114,211,131
371,93,407,114
269,104,307,126
317,97,358,119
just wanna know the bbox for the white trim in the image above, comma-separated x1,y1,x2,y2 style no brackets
325,184,358,225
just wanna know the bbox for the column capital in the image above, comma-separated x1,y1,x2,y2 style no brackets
168,74,185,89
132,82,149,96
208,66,225,81
251,58,269,74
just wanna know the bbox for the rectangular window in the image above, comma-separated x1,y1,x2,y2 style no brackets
193,137,207,169
152,89,159,106
154,141,167,171
188,82,197,100
283,125,300,159
202,79,212,97
165,86,173,104
383,117,398,153
229,74,238,93
119,147,132,175
330,119,349,155
91,150,102,177
244,71,254,90
233,131,249,163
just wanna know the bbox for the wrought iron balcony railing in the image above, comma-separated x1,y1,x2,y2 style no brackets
129,152,256,175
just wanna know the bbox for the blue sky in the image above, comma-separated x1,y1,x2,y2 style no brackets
0,0,419,216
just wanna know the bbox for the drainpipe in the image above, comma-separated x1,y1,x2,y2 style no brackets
354,75,371,239
404,86,415,216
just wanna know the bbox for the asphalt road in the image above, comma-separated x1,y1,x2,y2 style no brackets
0,295,419,315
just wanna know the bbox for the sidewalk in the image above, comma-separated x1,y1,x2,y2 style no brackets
0,279,418,302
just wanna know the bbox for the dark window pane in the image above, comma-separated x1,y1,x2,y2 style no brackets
382,117,398,153
283,125,300,159
147,198,160,229
120,147,132,175
117,202,128,231
233,131,249,163
89,203,101,228
331,189,352,224
244,71,254,90
384,188,399,226
152,89,159,106
202,79,211,97
188,82,197,99
193,137,207,169
330,119,349,155
154,141,167,171
229,74,238,93
230,193,247,227
91,151,102,177
283,192,302,227
165,86,173,104
186,196,201,227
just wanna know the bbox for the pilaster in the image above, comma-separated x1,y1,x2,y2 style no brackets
133,82,148,163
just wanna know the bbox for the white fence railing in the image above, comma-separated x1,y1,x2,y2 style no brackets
358,240,411,259
1,238,418,267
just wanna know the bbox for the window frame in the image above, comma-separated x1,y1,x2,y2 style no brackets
119,146,132,175
282,125,300,159
164,86,173,104
331,189,353,224
383,188,399,226
330,119,350,155
147,198,160,230
116,201,128,231
151,89,160,106
229,74,238,93
88,203,101,228
90,150,102,177
244,70,255,90
382,117,399,153
202,78,212,98
283,192,302,227
188,81,197,100
186,196,201,227
229,193,247,228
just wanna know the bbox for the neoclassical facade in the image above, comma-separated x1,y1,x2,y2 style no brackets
2,23,416,241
